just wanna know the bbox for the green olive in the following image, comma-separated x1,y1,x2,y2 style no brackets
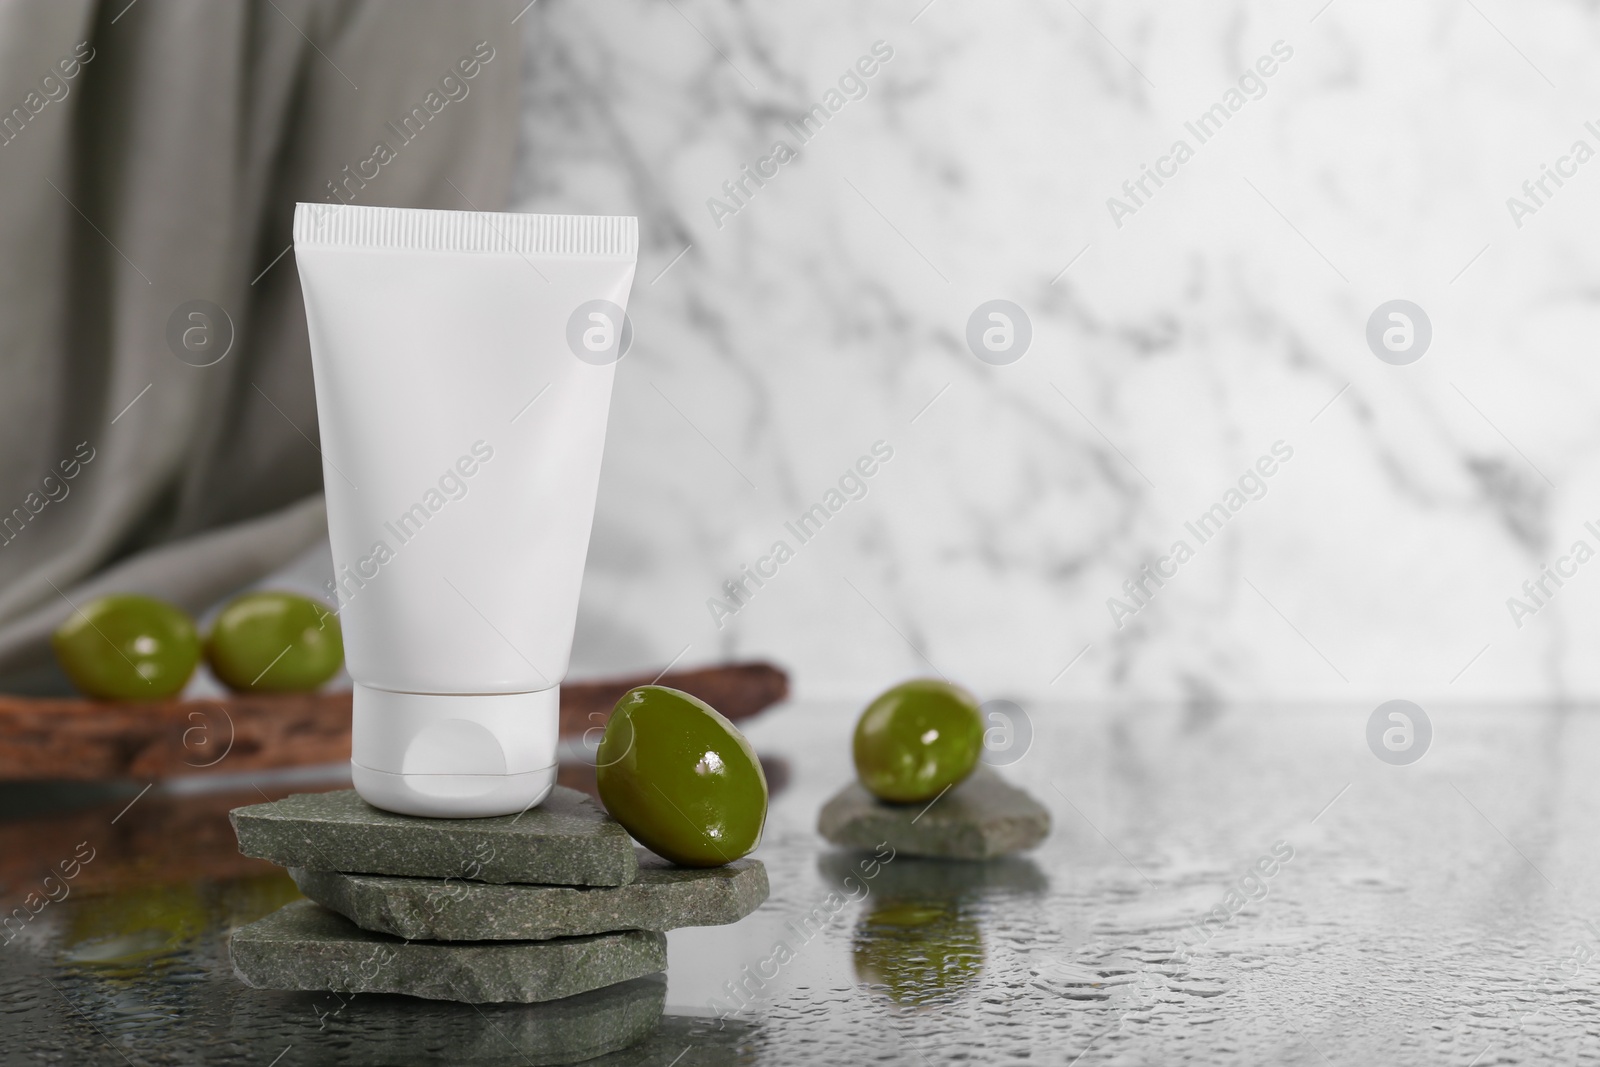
595,685,767,867
853,679,983,803
205,591,343,693
52,594,200,701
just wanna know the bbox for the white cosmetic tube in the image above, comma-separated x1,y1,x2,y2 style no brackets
293,204,637,817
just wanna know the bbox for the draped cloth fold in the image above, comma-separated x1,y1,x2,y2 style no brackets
0,0,523,689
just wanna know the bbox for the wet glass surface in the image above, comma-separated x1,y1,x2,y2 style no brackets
3,702,1598,1063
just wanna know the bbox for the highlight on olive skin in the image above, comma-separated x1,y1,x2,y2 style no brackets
205,591,343,694
595,685,768,867
853,679,984,804
51,593,201,701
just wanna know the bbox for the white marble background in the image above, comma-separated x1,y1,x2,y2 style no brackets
490,0,1600,704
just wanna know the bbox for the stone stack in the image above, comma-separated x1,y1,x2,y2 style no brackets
227,786,767,1005
817,765,1050,860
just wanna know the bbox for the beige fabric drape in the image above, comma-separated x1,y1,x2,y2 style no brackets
0,0,524,689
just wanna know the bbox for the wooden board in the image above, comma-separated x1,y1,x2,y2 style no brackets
0,758,796,902
0,662,788,781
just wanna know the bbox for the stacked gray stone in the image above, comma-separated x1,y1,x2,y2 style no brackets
227,786,768,1011
817,765,1052,860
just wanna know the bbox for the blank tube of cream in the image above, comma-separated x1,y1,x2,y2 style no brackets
294,203,638,817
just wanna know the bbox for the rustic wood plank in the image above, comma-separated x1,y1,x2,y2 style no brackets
0,661,788,781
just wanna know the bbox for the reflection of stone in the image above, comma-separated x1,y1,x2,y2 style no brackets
817,851,1049,900
587,1013,760,1066
817,766,1050,860
229,975,668,1066
230,787,638,887
291,854,769,941
230,900,665,1004
852,898,985,1007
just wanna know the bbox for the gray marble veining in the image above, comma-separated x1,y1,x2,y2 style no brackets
493,1,1600,706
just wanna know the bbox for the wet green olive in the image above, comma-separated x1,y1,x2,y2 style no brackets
51,594,200,701
595,685,767,867
205,592,343,693
853,679,983,803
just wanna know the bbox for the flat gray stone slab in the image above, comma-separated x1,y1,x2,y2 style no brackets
290,853,768,941
230,787,638,887
817,766,1050,860
230,900,666,1004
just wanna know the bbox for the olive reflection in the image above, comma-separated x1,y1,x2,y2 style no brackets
61,872,299,978
60,883,211,973
852,896,984,1006
825,852,1045,1008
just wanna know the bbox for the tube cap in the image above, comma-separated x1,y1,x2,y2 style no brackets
350,685,560,818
